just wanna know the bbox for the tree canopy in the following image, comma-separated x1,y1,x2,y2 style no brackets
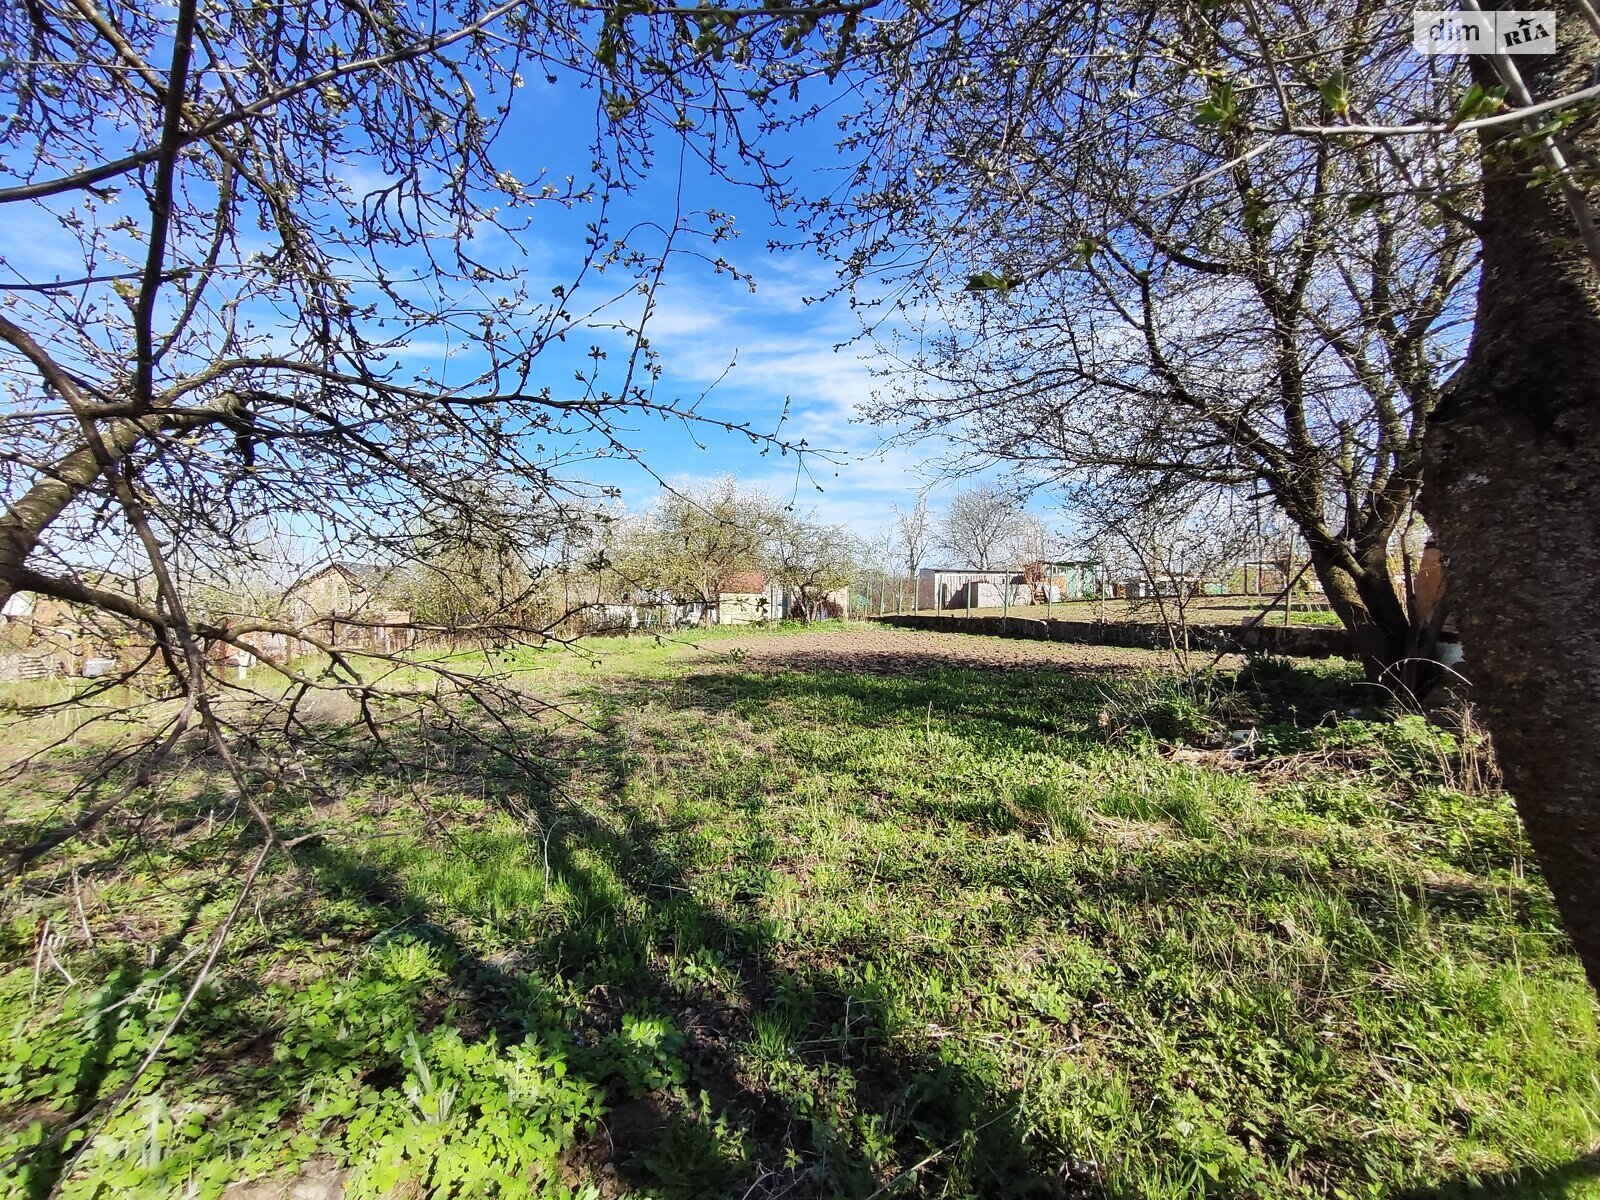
794,0,1478,684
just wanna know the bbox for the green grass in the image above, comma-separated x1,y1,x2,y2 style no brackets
0,632,1596,1199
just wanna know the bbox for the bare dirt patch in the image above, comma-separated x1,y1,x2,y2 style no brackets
687,626,1179,675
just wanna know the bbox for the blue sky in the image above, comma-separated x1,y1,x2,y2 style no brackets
0,34,1027,556
452,68,981,540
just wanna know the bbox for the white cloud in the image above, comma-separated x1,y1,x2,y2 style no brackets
596,259,990,536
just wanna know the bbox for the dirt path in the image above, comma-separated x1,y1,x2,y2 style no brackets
687,625,1182,675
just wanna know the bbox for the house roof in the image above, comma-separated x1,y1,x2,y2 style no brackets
332,560,391,585
289,560,391,593
721,570,768,594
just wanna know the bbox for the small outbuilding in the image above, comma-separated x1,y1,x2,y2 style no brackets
916,562,1101,611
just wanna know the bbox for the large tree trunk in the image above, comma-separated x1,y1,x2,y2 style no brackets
1307,544,1441,698
1421,2,1600,992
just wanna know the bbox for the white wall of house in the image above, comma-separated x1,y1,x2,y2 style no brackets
717,592,770,625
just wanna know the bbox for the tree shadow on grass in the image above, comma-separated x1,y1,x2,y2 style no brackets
657,662,1560,931
4,698,1071,1198
669,662,1116,743
591,663,1589,1199
404,707,1063,1198
2,872,228,1200
4,654,1581,1200
294,769,1061,1195
1393,1153,1600,1198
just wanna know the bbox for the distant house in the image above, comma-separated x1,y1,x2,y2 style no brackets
282,561,391,624
280,561,415,655
718,571,849,624
1036,561,1101,601
0,582,151,679
1121,573,1219,600
784,585,850,621
916,569,1008,612
607,571,845,630
1,592,74,678
586,602,641,633
916,562,1099,611
717,571,774,626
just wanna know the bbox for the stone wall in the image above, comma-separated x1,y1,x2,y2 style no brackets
870,614,1358,658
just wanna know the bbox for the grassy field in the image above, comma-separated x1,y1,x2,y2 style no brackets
0,624,1596,1199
